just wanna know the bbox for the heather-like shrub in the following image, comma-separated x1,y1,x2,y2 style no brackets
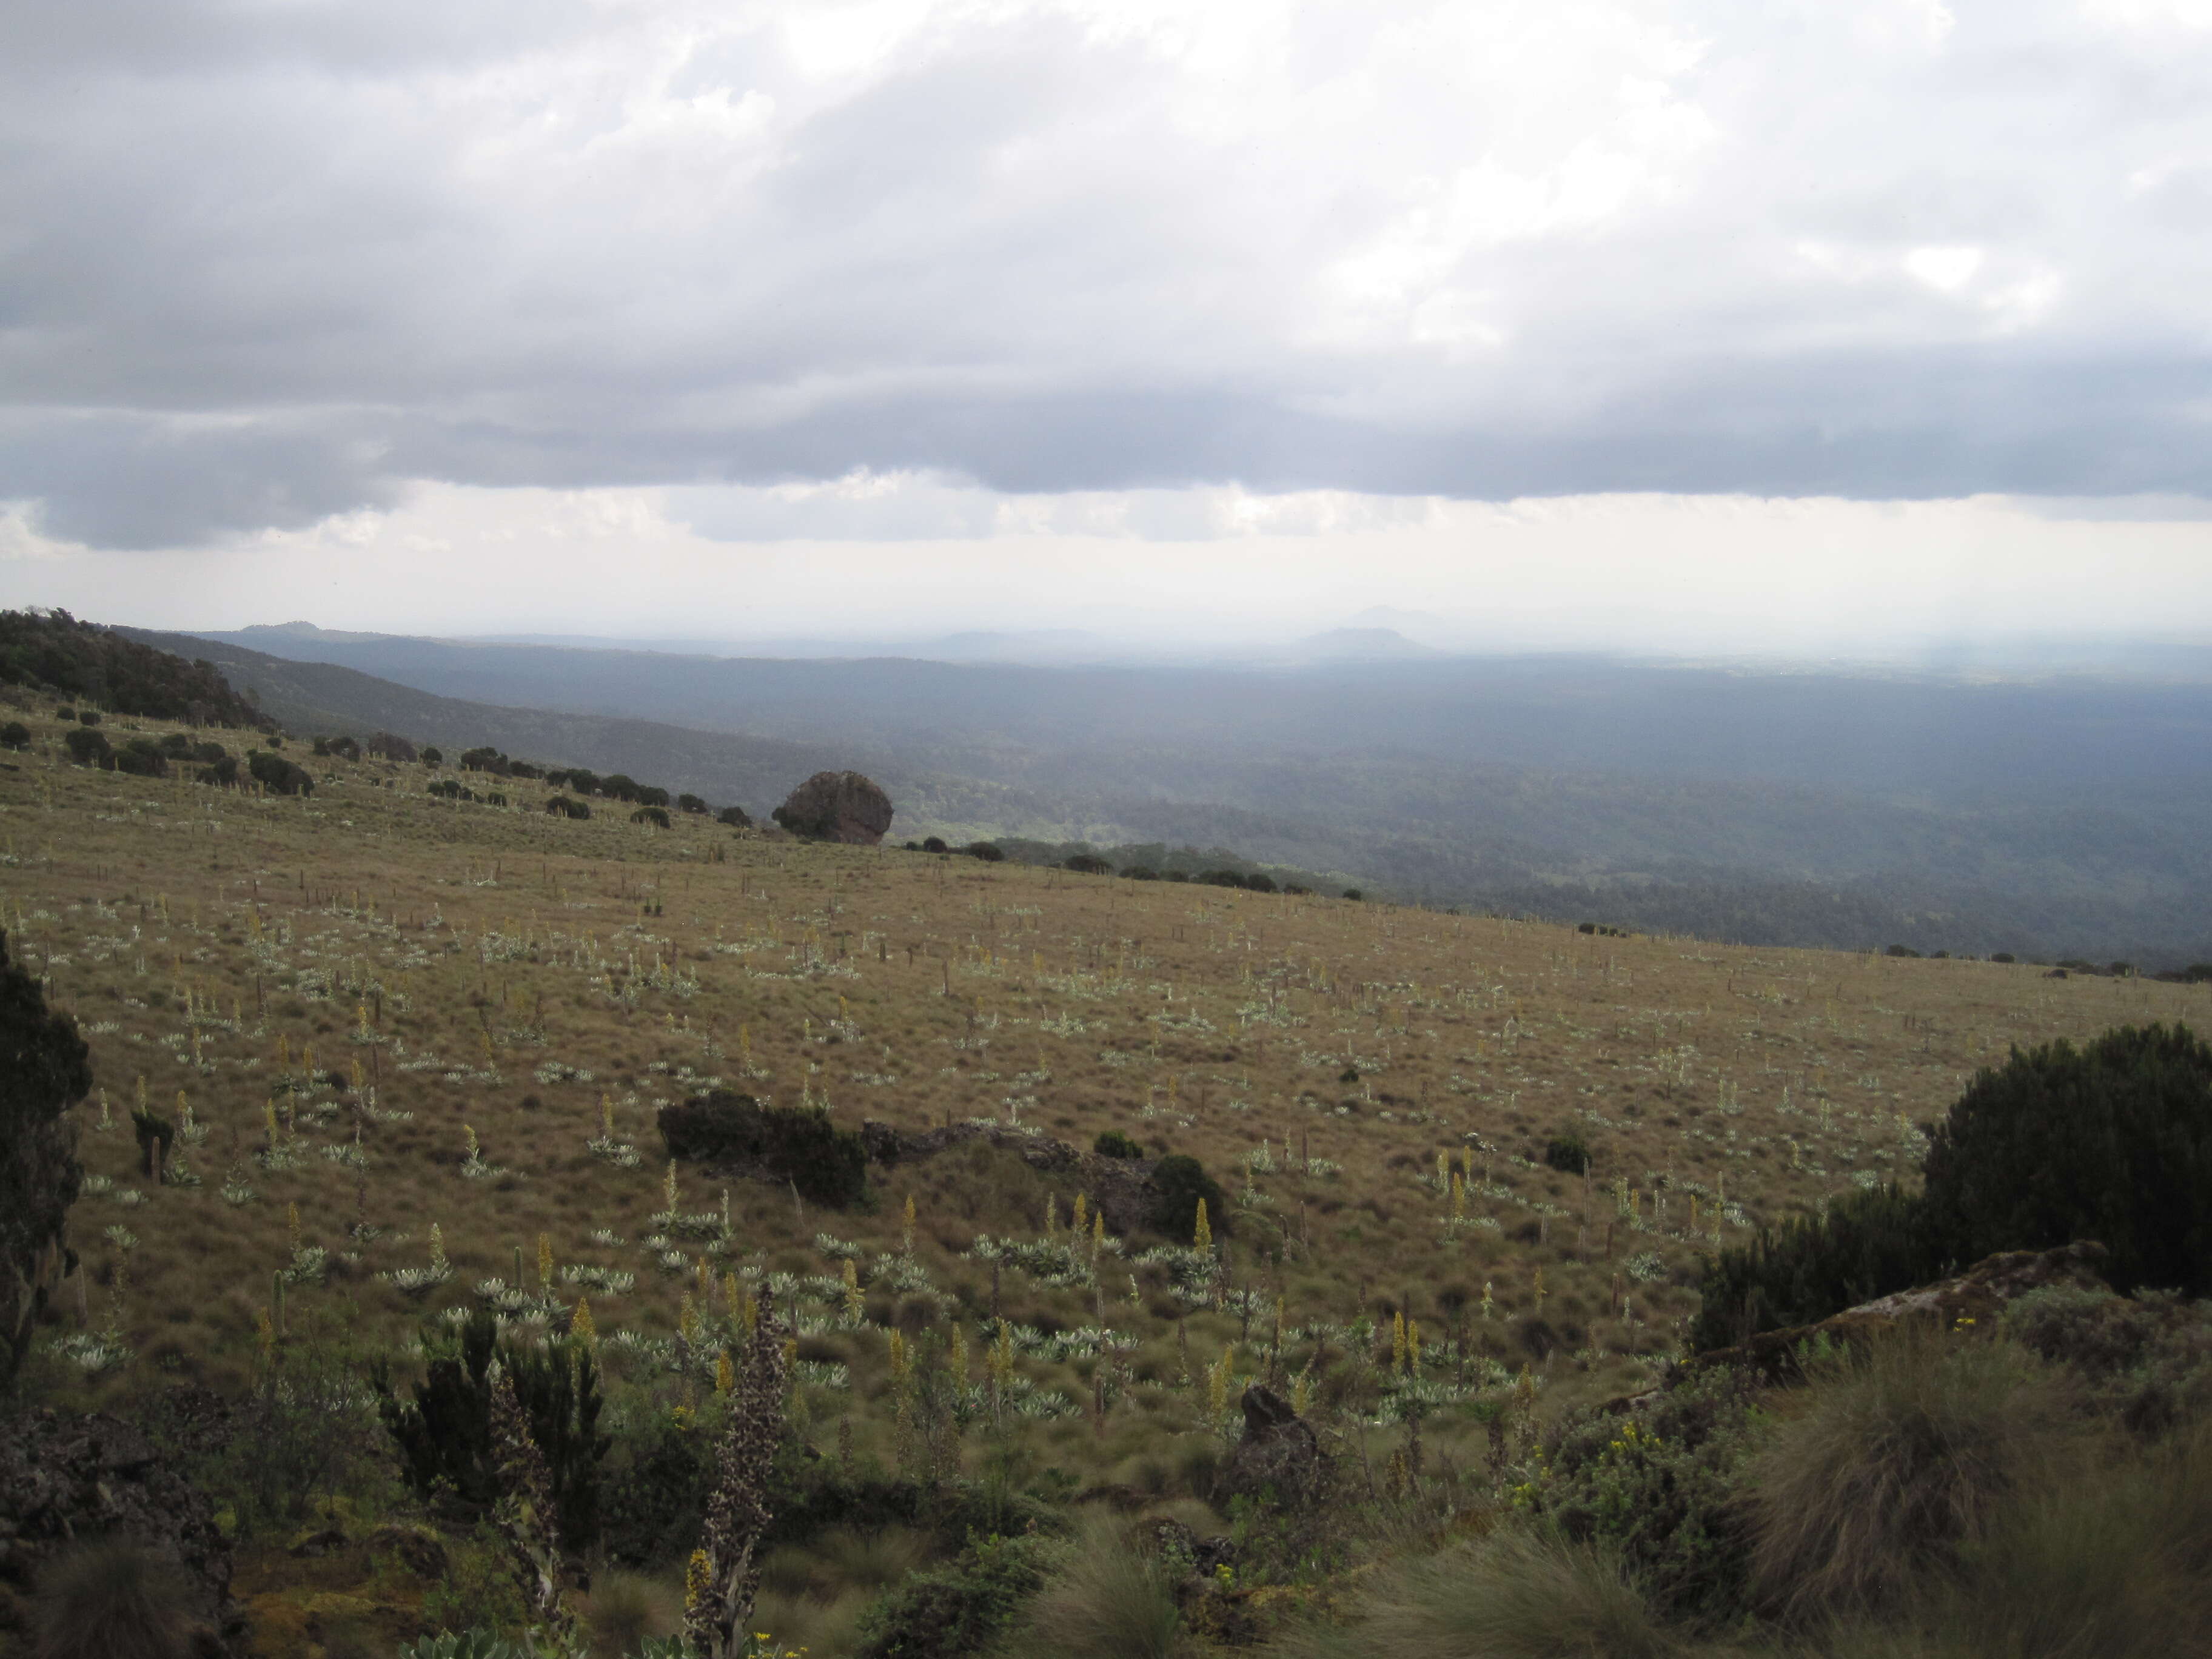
1921,1023,2212,1296
1094,1130,1143,1159
62,726,109,767
1690,1182,1937,1353
659,1091,870,1208
853,1531,1050,1659
0,721,28,749
631,805,671,828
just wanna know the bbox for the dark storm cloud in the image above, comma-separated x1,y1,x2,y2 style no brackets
4,0,2211,548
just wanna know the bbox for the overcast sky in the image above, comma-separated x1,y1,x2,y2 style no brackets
4,0,2211,652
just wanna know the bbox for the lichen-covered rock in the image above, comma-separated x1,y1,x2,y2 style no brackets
771,771,893,845
1689,1241,2113,1383
0,1409,249,1655
1216,1385,1329,1508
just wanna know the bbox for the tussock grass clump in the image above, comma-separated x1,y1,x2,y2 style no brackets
30,1540,195,1659
995,1513,1182,1659
1926,1421,2212,1659
1276,1525,1677,1659
1747,1329,2068,1624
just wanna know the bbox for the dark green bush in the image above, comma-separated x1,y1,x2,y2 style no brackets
1544,1132,1591,1175
2000,1283,2212,1433
111,739,169,778
717,805,752,828
854,1531,1050,1659
1119,866,1158,881
247,751,313,796
630,805,671,828
1921,1024,2212,1296
677,793,708,815
62,727,109,767
75,708,99,727
1064,854,1112,875
965,842,1004,862
600,1413,712,1566
1094,1130,1143,1160
1,722,30,749
1691,1182,1936,1353
921,836,947,853
545,796,591,820
1148,1153,1228,1242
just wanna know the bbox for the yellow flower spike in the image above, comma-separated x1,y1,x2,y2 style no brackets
685,1549,710,1613
888,1329,910,1386
950,1324,969,1384
723,1271,740,1322
716,1350,735,1395
537,1232,554,1289
842,1259,862,1319
1071,1193,1088,1235
664,1159,680,1213
287,1202,302,1256
1391,1310,1407,1372
1193,1196,1212,1251
679,1292,699,1345
571,1297,597,1349
901,1193,916,1254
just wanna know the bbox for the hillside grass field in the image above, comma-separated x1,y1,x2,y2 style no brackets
5,694,2207,1656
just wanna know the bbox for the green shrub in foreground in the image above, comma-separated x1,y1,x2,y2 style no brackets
1690,1181,1937,1353
1921,1022,2212,1296
853,1531,1050,1659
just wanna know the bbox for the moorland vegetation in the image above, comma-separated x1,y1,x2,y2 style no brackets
1,632,2211,1658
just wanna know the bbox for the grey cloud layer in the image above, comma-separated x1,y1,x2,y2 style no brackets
4,0,2211,548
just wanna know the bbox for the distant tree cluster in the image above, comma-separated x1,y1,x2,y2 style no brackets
0,608,269,729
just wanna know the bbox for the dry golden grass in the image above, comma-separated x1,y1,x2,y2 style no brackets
5,695,2202,1508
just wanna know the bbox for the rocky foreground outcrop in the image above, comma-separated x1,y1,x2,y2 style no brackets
771,771,893,845
0,1409,249,1655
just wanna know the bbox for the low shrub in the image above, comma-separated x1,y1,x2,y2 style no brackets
1529,1359,1761,1624
677,793,708,815
0,721,28,749
631,805,671,828
2000,1283,2212,1433
717,805,753,828
1094,1130,1144,1159
965,842,1004,862
1543,1131,1591,1176
247,751,313,796
62,727,109,766
1064,854,1112,875
853,1530,1051,1659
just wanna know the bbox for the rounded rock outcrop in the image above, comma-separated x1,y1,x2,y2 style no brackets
771,770,893,845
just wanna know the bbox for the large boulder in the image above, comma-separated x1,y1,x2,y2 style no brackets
0,1409,249,1655
771,771,893,845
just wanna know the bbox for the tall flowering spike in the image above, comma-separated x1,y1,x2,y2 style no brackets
601,1093,615,1139
665,1159,680,1213
901,1193,916,1255
841,1259,862,1319
1392,1310,1407,1373
1071,1193,1087,1235
1436,1150,1449,1188
537,1232,554,1290
716,1349,735,1396
487,1362,578,1645
571,1296,597,1350
723,1272,740,1323
950,1323,969,1384
1193,1197,1211,1252
430,1223,447,1275
680,1292,700,1346
688,1290,789,1659
288,1202,302,1256
464,1123,480,1162
697,1256,712,1299
1044,1193,1057,1236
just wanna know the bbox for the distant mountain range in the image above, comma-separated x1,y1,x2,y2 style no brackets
119,618,2212,962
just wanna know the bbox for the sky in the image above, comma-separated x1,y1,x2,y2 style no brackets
4,0,2212,654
